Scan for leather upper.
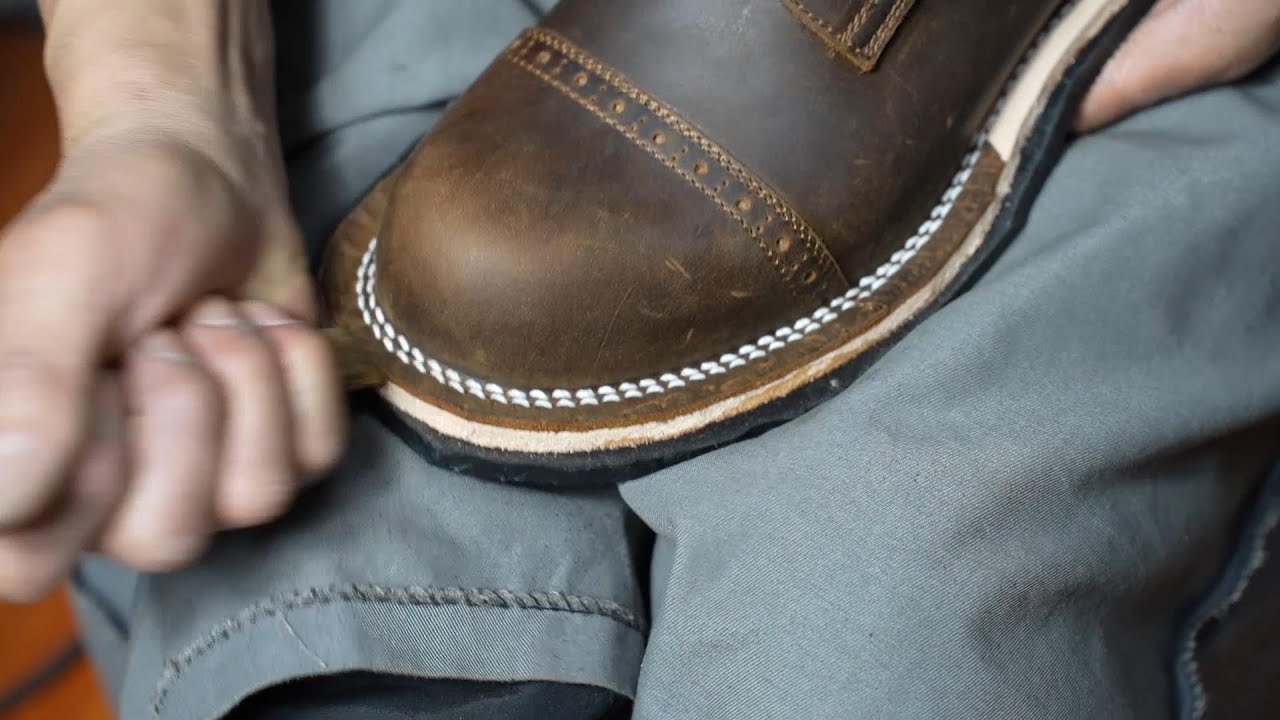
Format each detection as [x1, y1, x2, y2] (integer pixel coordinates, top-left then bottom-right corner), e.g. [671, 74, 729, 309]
[372, 0, 1062, 390]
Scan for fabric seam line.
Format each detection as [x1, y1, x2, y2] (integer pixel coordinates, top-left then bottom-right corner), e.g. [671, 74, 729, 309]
[151, 583, 646, 717]
[1177, 460, 1280, 720]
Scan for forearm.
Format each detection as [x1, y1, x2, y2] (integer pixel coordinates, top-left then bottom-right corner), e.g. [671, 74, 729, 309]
[37, 0, 277, 151]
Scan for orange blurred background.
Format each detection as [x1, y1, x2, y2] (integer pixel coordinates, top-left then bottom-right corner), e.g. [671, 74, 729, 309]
[0, 21, 114, 720]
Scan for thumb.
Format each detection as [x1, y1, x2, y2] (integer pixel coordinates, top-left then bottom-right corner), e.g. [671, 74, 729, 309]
[234, 207, 318, 324]
[1077, 0, 1280, 132]
[0, 205, 118, 527]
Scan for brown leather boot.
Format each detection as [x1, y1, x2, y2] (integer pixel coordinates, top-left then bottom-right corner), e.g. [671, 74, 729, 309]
[323, 0, 1153, 484]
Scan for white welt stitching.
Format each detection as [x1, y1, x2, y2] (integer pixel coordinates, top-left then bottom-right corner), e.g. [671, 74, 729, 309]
[355, 146, 976, 410]
[352, 4, 1067, 411]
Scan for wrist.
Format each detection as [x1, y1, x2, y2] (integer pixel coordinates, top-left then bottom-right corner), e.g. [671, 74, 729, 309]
[40, 0, 275, 151]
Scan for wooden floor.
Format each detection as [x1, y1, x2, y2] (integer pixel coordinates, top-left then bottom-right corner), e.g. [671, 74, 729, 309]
[0, 23, 114, 720]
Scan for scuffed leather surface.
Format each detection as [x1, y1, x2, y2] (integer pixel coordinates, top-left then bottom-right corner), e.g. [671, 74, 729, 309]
[371, 0, 1062, 389]
[379, 58, 804, 387]
[545, 0, 1059, 275]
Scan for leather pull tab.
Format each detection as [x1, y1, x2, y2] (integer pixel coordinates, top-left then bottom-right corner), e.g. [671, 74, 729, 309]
[782, 0, 917, 72]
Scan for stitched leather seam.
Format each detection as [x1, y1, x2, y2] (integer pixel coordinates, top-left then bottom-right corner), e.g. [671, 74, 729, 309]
[865, 0, 914, 62]
[510, 31, 841, 294]
[151, 584, 646, 716]
[505, 42, 798, 296]
[511, 29, 847, 296]
[842, 1, 879, 46]
[528, 30, 847, 290]
[785, 0, 916, 71]
[788, 0, 843, 37]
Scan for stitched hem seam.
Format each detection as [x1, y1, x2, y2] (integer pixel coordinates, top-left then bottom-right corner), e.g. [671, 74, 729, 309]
[1175, 460, 1280, 720]
[151, 583, 646, 716]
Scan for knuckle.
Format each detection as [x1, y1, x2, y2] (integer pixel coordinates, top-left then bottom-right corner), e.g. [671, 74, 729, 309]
[131, 340, 214, 397]
[1214, 55, 1260, 84]
[0, 579, 57, 604]
[302, 436, 346, 478]
[275, 329, 348, 474]
[98, 471, 214, 572]
[219, 475, 296, 529]
[194, 328, 276, 382]
[0, 357, 82, 425]
[222, 338, 277, 381]
[108, 530, 209, 573]
[7, 199, 113, 251]
[299, 422, 348, 478]
[146, 365, 220, 421]
[0, 546, 64, 603]
[2, 203, 122, 286]
[71, 450, 128, 519]
[274, 325, 332, 370]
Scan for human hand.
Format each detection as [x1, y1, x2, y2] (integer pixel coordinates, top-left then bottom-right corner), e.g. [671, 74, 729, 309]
[1078, 0, 1280, 131]
[0, 0, 347, 601]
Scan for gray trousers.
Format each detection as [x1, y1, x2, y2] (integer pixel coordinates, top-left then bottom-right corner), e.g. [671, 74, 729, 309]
[69, 1, 1280, 718]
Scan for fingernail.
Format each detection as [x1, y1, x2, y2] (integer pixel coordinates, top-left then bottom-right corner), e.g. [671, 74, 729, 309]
[241, 300, 304, 328]
[190, 296, 249, 330]
[139, 332, 196, 365]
